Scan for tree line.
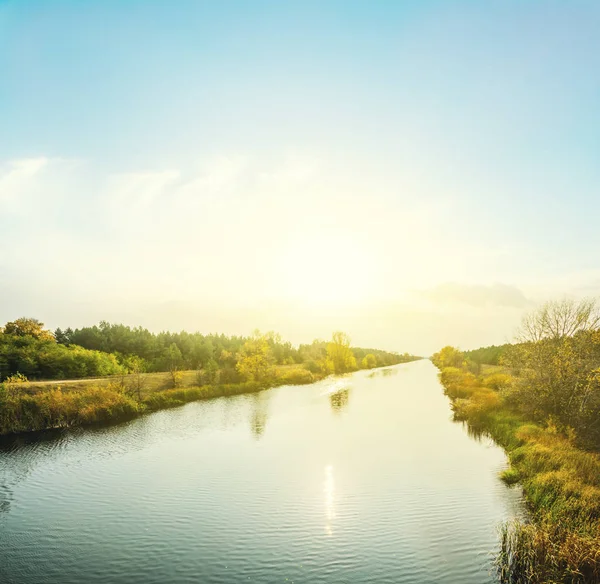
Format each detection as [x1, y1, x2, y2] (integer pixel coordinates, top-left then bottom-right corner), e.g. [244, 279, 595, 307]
[0, 318, 418, 383]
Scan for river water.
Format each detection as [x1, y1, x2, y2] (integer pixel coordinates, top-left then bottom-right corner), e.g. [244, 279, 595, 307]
[0, 359, 522, 583]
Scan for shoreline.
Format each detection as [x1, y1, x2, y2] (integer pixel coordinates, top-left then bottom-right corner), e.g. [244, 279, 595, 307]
[433, 360, 600, 583]
[0, 360, 421, 440]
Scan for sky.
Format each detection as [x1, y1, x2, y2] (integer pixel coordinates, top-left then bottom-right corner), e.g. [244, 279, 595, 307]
[1, 0, 600, 355]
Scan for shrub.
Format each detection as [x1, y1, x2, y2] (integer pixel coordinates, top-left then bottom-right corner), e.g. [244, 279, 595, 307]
[361, 354, 377, 369]
[0, 385, 140, 434]
[277, 367, 314, 385]
[439, 367, 478, 398]
[482, 373, 513, 391]
[452, 388, 501, 423]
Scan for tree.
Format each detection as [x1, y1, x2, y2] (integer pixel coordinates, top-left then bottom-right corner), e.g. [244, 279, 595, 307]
[518, 298, 600, 342]
[506, 298, 600, 447]
[164, 343, 183, 388]
[191, 339, 214, 369]
[4, 318, 55, 341]
[236, 332, 275, 382]
[326, 332, 357, 374]
[431, 346, 465, 369]
[124, 355, 146, 401]
[198, 358, 219, 385]
[361, 353, 377, 369]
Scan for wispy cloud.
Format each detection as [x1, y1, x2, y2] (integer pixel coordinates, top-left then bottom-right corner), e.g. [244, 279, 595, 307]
[104, 169, 181, 213]
[0, 157, 48, 204]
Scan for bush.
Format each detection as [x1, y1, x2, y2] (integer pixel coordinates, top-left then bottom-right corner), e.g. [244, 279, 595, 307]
[439, 367, 479, 399]
[277, 367, 314, 385]
[434, 334, 600, 583]
[0, 385, 140, 434]
[361, 354, 377, 369]
[482, 373, 513, 391]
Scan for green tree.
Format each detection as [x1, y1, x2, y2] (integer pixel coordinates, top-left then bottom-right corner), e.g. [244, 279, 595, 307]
[164, 343, 184, 388]
[327, 332, 357, 374]
[123, 355, 146, 400]
[199, 358, 219, 385]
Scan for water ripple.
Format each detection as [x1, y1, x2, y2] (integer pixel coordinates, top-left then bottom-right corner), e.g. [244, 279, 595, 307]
[0, 360, 522, 584]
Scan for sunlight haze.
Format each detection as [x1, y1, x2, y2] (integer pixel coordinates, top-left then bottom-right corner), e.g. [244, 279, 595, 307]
[2, 1, 600, 354]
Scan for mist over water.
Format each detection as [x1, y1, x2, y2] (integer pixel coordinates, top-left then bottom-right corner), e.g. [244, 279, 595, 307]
[0, 360, 522, 583]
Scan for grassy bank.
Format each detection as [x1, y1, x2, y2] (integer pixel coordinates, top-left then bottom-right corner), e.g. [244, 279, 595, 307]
[17, 365, 308, 395]
[0, 364, 319, 435]
[0, 361, 413, 437]
[1, 322, 420, 436]
[434, 361, 600, 583]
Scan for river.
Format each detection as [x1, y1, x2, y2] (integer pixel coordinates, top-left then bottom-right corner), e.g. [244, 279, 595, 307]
[0, 359, 522, 583]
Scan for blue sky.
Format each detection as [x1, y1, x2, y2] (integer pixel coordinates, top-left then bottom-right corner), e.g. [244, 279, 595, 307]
[1, 1, 600, 353]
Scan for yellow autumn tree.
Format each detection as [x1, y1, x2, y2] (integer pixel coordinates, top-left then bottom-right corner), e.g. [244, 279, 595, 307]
[236, 331, 275, 382]
[326, 331, 357, 374]
[431, 346, 465, 369]
[3, 318, 55, 341]
[361, 353, 377, 369]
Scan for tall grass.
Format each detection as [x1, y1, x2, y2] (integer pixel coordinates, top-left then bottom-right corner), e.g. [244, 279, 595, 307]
[0, 362, 347, 436]
[436, 365, 600, 583]
[0, 385, 141, 433]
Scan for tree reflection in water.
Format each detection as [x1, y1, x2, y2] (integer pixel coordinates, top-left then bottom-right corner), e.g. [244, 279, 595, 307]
[329, 388, 350, 414]
[248, 392, 270, 440]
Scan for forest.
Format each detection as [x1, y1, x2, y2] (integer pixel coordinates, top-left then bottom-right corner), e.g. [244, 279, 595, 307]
[0, 318, 416, 382]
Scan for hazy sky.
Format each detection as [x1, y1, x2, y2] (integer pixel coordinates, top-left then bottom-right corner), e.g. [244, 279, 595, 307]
[1, 1, 600, 355]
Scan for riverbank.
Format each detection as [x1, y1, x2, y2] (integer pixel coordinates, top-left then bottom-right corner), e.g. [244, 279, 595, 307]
[0, 358, 514, 584]
[0, 362, 419, 437]
[433, 360, 600, 583]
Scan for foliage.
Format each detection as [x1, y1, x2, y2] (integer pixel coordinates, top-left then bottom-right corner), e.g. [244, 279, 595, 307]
[58, 321, 298, 372]
[0, 327, 124, 381]
[464, 343, 512, 366]
[276, 366, 315, 385]
[0, 318, 420, 435]
[353, 347, 420, 367]
[452, 388, 502, 424]
[439, 367, 478, 398]
[0, 385, 140, 434]
[326, 331, 357, 374]
[197, 358, 219, 385]
[235, 331, 276, 382]
[504, 328, 600, 449]
[3, 318, 55, 341]
[437, 361, 600, 581]
[431, 345, 466, 369]
[3, 372, 29, 388]
[434, 302, 600, 583]
[361, 353, 377, 369]
[482, 373, 514, 391]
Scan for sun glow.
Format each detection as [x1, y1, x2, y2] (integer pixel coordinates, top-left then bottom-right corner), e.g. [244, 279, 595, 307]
[271, 233, 380, 308]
